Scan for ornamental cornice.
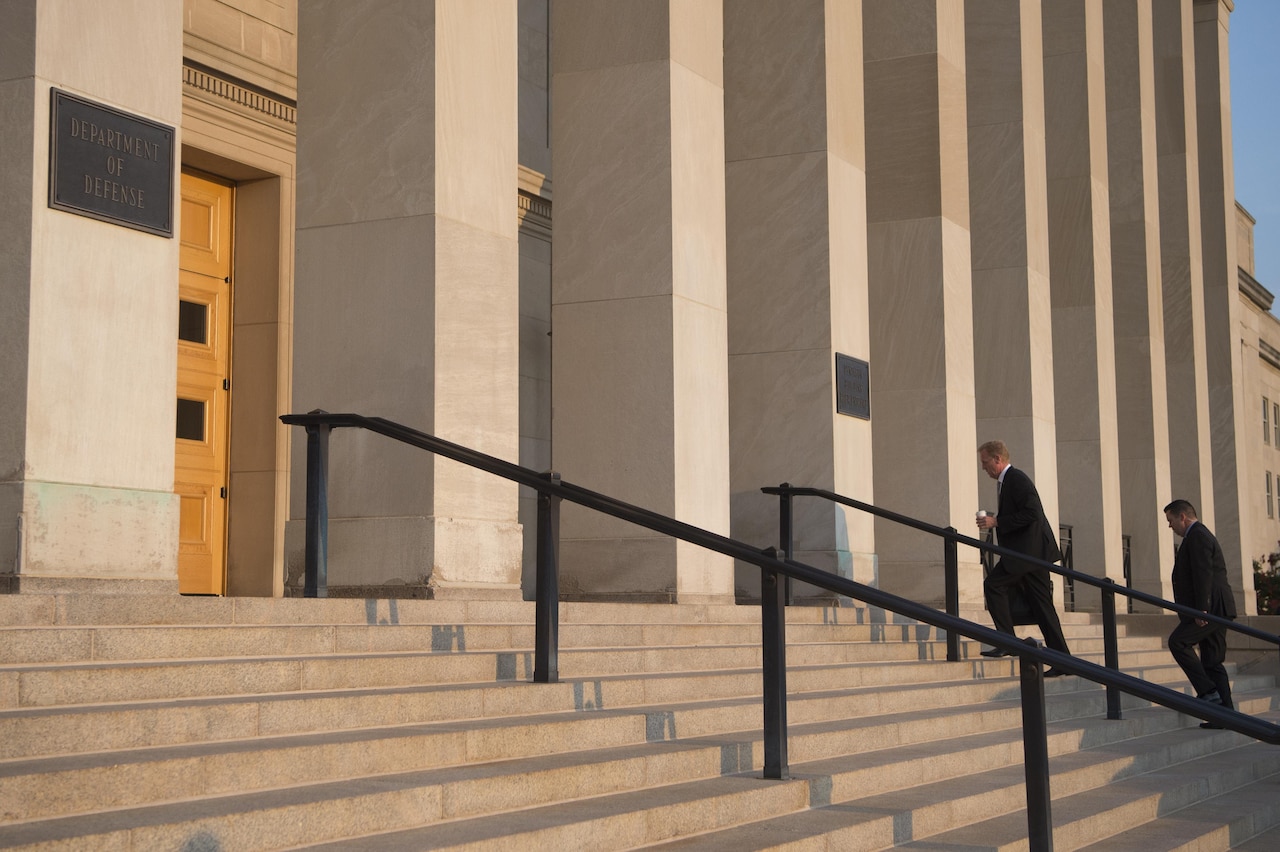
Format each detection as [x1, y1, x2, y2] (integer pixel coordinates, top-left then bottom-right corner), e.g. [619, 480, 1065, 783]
[182, 61, 296, 134]
[1240, 266, 1274, 312]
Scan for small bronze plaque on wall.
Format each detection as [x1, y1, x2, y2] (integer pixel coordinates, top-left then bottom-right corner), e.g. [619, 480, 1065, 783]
[836, 353, 870, 419]
[48, 89, 174, 237]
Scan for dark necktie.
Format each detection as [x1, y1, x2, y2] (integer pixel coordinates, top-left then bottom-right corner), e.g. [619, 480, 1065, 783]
[995, 481, 1002, 543]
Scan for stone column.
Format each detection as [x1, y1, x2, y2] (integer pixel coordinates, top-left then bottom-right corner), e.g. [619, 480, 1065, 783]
[965, 0, 1061, 589]
[1154, 0, 1215, 524]
[724, 0, 873, 603]
[516, 1, 552, 598]
[1044, 0, 1125, 608]
[293, 1, 522, 598]
[1194, 0, 1255, 612]
[864, 2, 980, 606]
[0, 1, 184, 592]
[550, 1, 733, 603]
[1104, 0, 1176, 604]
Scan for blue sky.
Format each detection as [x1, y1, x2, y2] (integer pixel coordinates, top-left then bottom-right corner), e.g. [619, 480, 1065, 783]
[1231, 0, 1280, 290]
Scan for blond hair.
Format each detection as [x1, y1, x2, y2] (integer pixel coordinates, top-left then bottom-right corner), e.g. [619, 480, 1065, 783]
[978, 440, 1010, 462]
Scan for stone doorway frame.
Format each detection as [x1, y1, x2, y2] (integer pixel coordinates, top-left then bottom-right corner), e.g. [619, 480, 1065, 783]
[180, 63, 296, 596]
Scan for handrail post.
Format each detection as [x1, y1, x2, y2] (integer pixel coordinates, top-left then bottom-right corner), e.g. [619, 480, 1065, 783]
[1019, 642, 1054, 852]
[1102, 578, 1122, 719]
[534, 472, 562, 684]
[302, 421, 331, 598]
[779, 483, 795, 605]
[944, 528, 960, 662]
[276, 424, 1280, 749]
[761, 549, 789, 779]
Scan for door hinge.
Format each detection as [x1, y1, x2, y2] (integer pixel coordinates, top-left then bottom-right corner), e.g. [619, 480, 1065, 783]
[223, 378, 230, 391]
[220, 487, 227, 499]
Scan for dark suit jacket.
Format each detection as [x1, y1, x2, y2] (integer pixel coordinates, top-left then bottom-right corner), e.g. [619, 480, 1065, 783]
[996, 466, 1062, 575]
[1171, 521, 1237, 623]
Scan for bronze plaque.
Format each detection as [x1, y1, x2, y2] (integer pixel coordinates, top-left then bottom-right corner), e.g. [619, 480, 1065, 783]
[48, 89, 174, 237]
[836, 353, 870, 420]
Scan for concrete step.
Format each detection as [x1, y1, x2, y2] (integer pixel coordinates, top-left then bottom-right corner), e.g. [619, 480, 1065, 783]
[0, 595, 1269, 850]
[886, 702, 1280, 849]
[0, 630, 1176, 714]
[1072, 764, 1280, 850]
[0, 621, 940, 666]
[0, 765, 816, 851]
[0, 594, 538, 628]
[0, 592, 1125, 639]
[1, 645, 1234, 763]
[1233, 818, 1280, 851]
[2, 658, 1269, 826]
[897, 727, 1280, 850]
[0, 594, 884, 628]
[783, 680, 1277, 765]
[0, 615, 1247, 728]
[24, 690, 1249, 849]
[0, 717, 750, 826]
[643, 696, 1280, 851]
[0, 614, 1155, 667]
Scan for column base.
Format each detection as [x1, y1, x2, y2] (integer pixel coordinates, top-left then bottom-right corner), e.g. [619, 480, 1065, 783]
[282, 580, 525, 602]
[0, 575, 179, 596]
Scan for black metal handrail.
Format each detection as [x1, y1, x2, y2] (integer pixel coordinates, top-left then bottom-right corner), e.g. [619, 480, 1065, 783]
[283, 412, 1280, 852]
[763, 484, 1280, 663]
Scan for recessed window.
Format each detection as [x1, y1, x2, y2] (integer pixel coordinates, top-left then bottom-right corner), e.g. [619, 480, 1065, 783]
[176, 398, 205, 441]
[1268, 472, 1273, 519]
[178, 300, 208, 345]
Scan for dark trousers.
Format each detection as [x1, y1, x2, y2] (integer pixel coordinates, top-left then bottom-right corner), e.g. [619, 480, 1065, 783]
[984, 561, 1071, 655]
[1168, 618, 1232, 708]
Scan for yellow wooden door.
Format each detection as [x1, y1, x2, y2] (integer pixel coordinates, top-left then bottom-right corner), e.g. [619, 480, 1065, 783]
[176, 172, 233, 595]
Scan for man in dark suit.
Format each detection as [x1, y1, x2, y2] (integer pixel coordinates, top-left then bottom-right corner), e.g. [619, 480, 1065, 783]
[975, 441, 1071, 675]
[1164, 499, 1237, 724]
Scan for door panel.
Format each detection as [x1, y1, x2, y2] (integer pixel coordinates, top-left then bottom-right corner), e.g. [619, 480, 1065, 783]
[180, 178, 231, 277]
[176, 172, 232, 595]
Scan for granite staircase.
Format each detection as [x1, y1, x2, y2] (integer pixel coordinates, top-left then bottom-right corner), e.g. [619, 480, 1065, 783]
[0, 593, 1278, 850]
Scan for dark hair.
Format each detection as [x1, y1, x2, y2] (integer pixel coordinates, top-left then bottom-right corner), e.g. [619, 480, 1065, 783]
[1163, 499, 1197, 518]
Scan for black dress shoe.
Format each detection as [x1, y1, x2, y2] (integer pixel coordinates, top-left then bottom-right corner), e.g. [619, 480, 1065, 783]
[1043, 668, 1068, 678]
[1198, 690, 1223, 705]
[980, 648, 1009, 658]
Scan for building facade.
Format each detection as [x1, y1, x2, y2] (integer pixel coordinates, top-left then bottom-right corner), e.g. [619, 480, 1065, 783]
[0, 0, 1264, 614]
[1236, 203, 1280, 582]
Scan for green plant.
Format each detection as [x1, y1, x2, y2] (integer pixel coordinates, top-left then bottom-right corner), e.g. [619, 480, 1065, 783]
[1254, 544, 1280, 614]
